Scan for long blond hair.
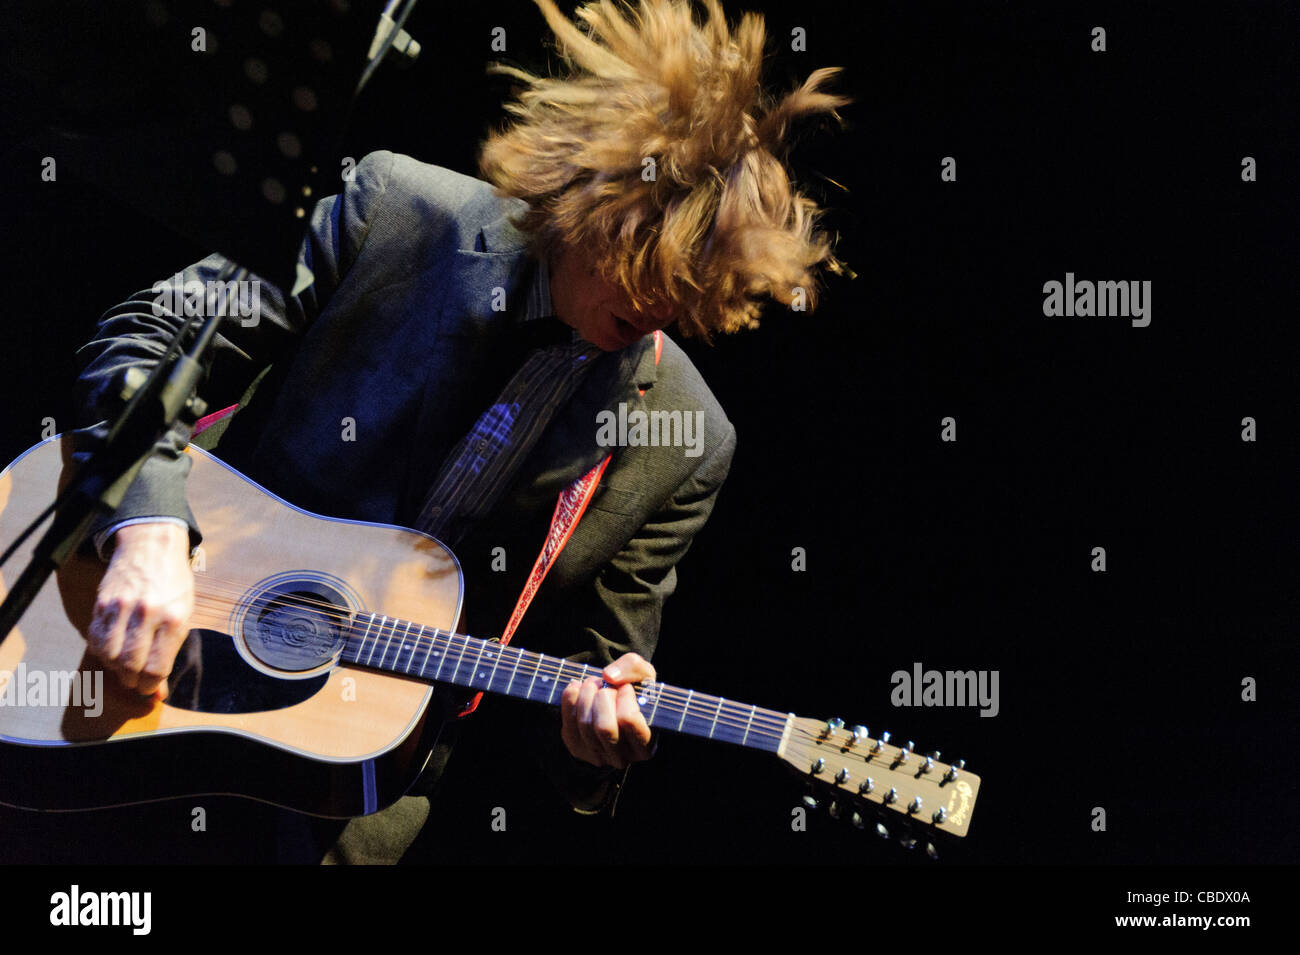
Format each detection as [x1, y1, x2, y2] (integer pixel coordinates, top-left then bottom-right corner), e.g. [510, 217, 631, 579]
[478, 0, 851, 339]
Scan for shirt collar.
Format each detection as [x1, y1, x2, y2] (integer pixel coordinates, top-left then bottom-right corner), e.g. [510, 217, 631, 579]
[520, 250, 583, 345]
[523, 249, 552, 323]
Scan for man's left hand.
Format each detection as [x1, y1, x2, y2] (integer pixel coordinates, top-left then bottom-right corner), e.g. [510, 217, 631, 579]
[560, 652, 656, 769]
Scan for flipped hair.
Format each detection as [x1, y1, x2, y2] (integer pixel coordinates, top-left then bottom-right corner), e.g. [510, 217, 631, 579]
[478, 0, 851, 339]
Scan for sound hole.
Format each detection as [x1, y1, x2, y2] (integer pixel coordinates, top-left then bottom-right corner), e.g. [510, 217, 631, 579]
[166, 630, 328, 714]
[241, 582, 351, 674]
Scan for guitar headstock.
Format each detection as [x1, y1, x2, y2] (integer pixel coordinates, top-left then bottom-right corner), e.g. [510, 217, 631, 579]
[778, 716, 981, 845]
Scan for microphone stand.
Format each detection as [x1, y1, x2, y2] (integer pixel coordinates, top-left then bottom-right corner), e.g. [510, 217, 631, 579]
[0, 262, 246, 641]
[0, 0, 423, 643]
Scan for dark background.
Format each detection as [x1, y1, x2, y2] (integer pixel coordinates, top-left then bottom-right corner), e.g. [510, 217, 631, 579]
[0, 0, 1296, 868]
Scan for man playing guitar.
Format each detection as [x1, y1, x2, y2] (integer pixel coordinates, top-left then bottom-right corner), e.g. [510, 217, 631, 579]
[70, 0, 849, 861]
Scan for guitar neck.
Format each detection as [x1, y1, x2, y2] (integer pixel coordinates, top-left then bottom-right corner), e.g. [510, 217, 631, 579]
[340, 613, 792, 754]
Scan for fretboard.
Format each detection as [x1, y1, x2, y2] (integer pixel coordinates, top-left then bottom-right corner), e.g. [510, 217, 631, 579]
[339, 613, 791, 754]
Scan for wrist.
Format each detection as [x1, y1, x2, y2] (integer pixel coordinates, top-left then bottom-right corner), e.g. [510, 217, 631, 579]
[109, 520, 190, 557]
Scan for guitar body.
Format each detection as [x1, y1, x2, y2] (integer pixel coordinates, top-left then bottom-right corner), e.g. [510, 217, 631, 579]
[0, 436, 464, 818]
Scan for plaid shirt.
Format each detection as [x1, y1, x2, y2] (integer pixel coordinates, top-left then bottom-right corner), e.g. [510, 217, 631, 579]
[413, 255, 601, 547]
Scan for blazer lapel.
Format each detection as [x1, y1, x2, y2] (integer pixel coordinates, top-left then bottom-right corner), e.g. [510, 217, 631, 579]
[414, 201, 661, 514]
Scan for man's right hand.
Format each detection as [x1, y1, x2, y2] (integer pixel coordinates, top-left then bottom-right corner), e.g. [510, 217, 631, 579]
[88, 522, 195, 699]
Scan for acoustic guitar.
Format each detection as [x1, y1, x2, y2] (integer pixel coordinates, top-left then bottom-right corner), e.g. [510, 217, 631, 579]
[0, 436, 981, 846]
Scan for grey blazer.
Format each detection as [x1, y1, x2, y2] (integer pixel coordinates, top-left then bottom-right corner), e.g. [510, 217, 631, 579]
[72, 150, 736, 804]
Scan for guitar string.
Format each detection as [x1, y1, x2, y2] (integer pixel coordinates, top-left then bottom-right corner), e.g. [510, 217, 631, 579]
[173, 584, 793, 737]
[146, 583, 932, 758]
[178, 591, 812, 744]
[176, 575, 799, 732]
[191, 616, 798, 746]
[82, 577, 955, 784]
[163, 578, 901, 750]
[175, 580, 911, 752]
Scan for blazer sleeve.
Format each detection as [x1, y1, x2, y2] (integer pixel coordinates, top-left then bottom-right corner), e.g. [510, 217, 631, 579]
[583, 419, 737, 666]
[69, 150, 399, 556]
[527, 418, 738, 813]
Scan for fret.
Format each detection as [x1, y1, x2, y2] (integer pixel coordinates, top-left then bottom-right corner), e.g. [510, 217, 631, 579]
[661, 689, 746, 745]
[366, 615, 387, 667]
[400, 621, 417, 673]
[382, 619, 398, 671]
[740, 704, 755, 747]
[354, 613, 378, 664]
[526, 652, 544, 702]
[385, 619, 407, 673]
[448, 631, 471, 687]
[546, 655, 560, 704]
[644, 681, 662, 728]
[710, 701, 752, 747]
[390, 619, 407, 671]
[416, 625, 433, 678]
[432, 629, 448, 681]
[393, 619, 412, 671]
[568, 662, 594, 697]
[503, 644, 522, 696]
[385, 617, 402, 670]
[375, 617, 398, 671]
[470, 639, 491, 688]
[557, 659, 584, 695]
[563, 660, 582, 693]
[485, 640, 505, 691]
[748, 708, 789, 754]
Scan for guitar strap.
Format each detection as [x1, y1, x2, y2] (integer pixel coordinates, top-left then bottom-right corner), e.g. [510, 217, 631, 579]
[192, 329, 667, 718]
[192, 403, 240, 436]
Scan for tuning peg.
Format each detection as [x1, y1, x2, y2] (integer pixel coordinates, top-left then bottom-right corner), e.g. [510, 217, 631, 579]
[810, 757, 825, 774]
[907, 796, 922, 814]
[822, 717, 844, 738]
[850, 725, 867, 744]
[801, 794, 818, 810]
[884, 787, 898, 805]
[828, 801, 841, 820]
[851, 812, 865, 830]
[899, 835, 918, 850]
[834, 768, 850, 784]
[943, 759, 965, 782]
[858, 777, 875, 795]
[875, 822, 889, 839]
[932, 807, 947, 824]
[925, 842, 940, 861]
[922, 756, 935, 774]
[872, 731, 890, 753]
